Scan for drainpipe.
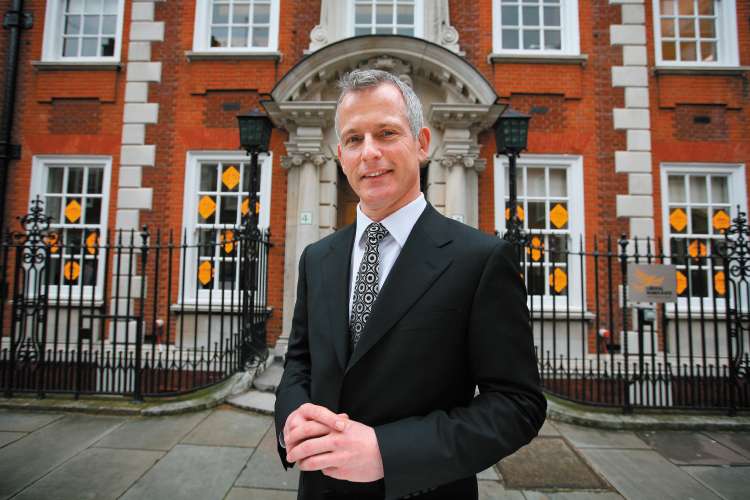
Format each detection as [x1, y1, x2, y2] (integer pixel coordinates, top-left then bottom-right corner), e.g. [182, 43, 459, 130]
[0, 0, 32, 235]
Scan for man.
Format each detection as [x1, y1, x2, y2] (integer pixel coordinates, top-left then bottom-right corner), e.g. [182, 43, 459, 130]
[275, 69, 546, 500]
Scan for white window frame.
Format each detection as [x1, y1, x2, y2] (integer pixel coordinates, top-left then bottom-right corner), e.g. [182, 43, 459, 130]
[660, 162, 747, 314]
[29, 155, 113, 301]
[180, 151, 272, 305]
[494, 154, 585, 310]
[41, 0, 125, 63]
[192, 0, 281, 53]
[492, 0, 580, 55]
[652, 0, 739, 67]
[347, 0, 424, 38]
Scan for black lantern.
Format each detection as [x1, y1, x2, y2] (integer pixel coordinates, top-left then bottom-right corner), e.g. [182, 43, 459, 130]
[237, 108, 273, 154]
[494, 107, 531, 247]
[494, 107, 530, 155]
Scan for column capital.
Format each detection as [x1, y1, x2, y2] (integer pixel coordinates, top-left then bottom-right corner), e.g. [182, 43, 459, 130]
[439, 154, 486, 172]
[281, 152, 329, 170]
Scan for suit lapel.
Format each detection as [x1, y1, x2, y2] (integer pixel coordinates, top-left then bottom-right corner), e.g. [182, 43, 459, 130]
[346, 205, 453, 373]
[322, 224, 355, 372]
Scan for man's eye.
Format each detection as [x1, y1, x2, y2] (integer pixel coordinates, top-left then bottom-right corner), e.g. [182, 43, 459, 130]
[382, 130, 395, 137]
[345, 136, 362, 145]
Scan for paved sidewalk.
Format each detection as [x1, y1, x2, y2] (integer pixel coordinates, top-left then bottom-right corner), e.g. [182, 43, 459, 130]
[0, 405, 747, 499]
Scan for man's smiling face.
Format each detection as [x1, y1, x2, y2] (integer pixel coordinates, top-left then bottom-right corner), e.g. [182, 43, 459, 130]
[336, 83, 430, 222]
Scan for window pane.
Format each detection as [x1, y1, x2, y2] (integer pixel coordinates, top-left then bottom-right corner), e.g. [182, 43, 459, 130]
[231, 27, 248, 47]
[668, 175, 685, 202]
[690, 269, 708, 297]
[376, 4, 392, 24]
[374, 26, 391, 34]
[549, 169, 566, 196]
[101, 37, 115, 56]
[396, 4, 413, 24]
[101, 15, 116, 35]
[63, 38, 79, 57]
[67, 0, 84, 14]
[660, 0, 676, 15]
[544, 30, 561, 50]
[671, 238, 687, 265]
[254, 3, 271, 24]
[502, 29, 519, 49]
[669, 208, 688, 234]
[218, 261, 237, 288]
[548, 235, 567, 263]
[699, 18, 715, 38]
[211, 27, 228, 47]
[213, 3, 230, 23]
[87, 168, 103, 193]
[233, 4, 250, 24]
[700, 42, 716, 62]
[82, 259, 97, 286]
[522, 6, 539, 26]
[661, 18, 675, 37]
[84, 0, 100, 14]
[103, 0, 117, 14]
[528, 266, 545, 295]
[527, 168, 545, 196]
[65, 15, 82, 35]
[528, 201, 546, 229]
[691, 207, 708, 233]
[697, 0, 714, 15]
[662, 41, 676, 60]
[83, 15, 99, 35]
[199, 229, 217, 256]
[252, 27, 269, 46]
[711, 176, 728, 203]
[395, 27, 413, 35]
[680, 41, 697, 61]
[678, 18, 695, 37]
[355, 4, 371, 24]
[85, 198, 102, 225]
[45, 197, 62, 224]
[689, 176, 707, 203]
[523, 29, 540, 49]
[220, 196, 238, 224]
[543, 6, 560, 26]
[501, 5, 518, 25]
[81, 37, 98, 56]
[201, 164, 217, 191]
[48, 168, 65, 193]
[354, 26, 371, 36]
[678, 0, 695, 15]
[68, 168, 84, 193]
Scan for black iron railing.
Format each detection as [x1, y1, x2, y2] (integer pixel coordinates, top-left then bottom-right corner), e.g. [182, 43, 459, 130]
[507, 209, 750, 415]
[1, 198, 272, 400]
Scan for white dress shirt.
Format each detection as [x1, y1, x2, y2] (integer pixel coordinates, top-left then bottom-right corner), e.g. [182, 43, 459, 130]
[348, 193, 427, 318]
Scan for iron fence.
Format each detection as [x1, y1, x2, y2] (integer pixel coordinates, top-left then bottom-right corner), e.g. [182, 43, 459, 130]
[510, 209, 750, 415]
[1, 198, 272, 400]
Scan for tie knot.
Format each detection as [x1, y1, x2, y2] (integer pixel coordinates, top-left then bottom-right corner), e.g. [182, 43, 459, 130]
[365, 222, 389, 245]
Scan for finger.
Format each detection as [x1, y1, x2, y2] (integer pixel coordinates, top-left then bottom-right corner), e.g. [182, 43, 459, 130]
[322, 467, 347, 480]
[298, 404, 347, 431]
[298, 452, 346, 472]
[286, 434, 336, 463]
[285, 420, 335, 450]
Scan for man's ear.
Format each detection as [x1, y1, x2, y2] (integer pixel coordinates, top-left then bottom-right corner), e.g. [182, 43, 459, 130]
[417, 127, 431, 163]
[337, 143, 343, 164]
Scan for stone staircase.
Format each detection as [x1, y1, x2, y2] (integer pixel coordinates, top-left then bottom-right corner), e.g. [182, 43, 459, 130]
[227, 358, 284, 415]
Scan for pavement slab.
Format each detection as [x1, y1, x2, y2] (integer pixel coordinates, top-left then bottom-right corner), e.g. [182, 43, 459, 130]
[181, 407, 271, 448]
[0, 410, 62, 432]
[0, 414, 124, 500]
[0, 431, 25, 448]
[226, 487, 297, 500]
[13, 447, 163, 500]
[555, 422, 650, 449]
[94, 410, 209, 451]
[579, 448, 721, 500]
[499, 437, 608, 490]
[704, 432, 750, 460]
[478, 465, 501, 480]
[120, 444, 252, 500]
[682, 465, 750, 500]
[637, 430, 750, 466]
[228, 390, 275, 415]
[523, 491, 624, 500]
[478, 480, 525, 500]
[234, 426, 300, 490]
[538, 420, 561, 437]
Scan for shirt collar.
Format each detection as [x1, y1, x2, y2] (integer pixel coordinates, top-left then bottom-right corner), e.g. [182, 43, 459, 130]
[354, 193, 427, 249]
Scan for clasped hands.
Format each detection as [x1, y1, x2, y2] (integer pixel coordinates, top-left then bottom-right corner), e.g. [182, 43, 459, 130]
[284, 403, 384, 482]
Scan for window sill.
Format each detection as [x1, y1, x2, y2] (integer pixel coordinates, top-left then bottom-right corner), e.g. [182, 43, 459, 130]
[32, 60, 122, 71]
[488, 53, 588, 66]
[529, 308, 595, 320]
[170, 302, 273, 314]
[653, 65, 750, 76]
[185, 50, 282, 62]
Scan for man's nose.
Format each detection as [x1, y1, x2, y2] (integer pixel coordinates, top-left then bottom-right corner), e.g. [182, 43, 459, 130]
[360, 134, 382, 161]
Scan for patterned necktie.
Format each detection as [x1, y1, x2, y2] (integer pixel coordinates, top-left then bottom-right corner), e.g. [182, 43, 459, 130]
[349, 222, 389, 349]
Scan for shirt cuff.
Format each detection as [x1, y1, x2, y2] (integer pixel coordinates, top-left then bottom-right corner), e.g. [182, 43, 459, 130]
[278, 431, 286, 449]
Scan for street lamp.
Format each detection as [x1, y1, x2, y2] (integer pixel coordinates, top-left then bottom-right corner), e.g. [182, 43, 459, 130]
[494, 107, 531, 245]
[236, 105, 273, 367]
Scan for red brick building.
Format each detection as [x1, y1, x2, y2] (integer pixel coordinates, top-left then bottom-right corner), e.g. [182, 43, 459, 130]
[1, 0, 748, 364]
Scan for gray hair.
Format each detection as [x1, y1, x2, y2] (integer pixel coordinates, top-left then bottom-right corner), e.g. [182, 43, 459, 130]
[334, 69, 424, 140]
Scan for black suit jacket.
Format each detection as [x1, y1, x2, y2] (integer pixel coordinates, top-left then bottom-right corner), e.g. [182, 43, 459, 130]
[275, 204, 546, 500]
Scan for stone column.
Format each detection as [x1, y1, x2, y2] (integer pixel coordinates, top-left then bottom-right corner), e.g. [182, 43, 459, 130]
[442, 154, 484, 227]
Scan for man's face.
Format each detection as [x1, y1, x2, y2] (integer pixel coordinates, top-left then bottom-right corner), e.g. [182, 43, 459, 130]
[336, 83, 430, 221]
